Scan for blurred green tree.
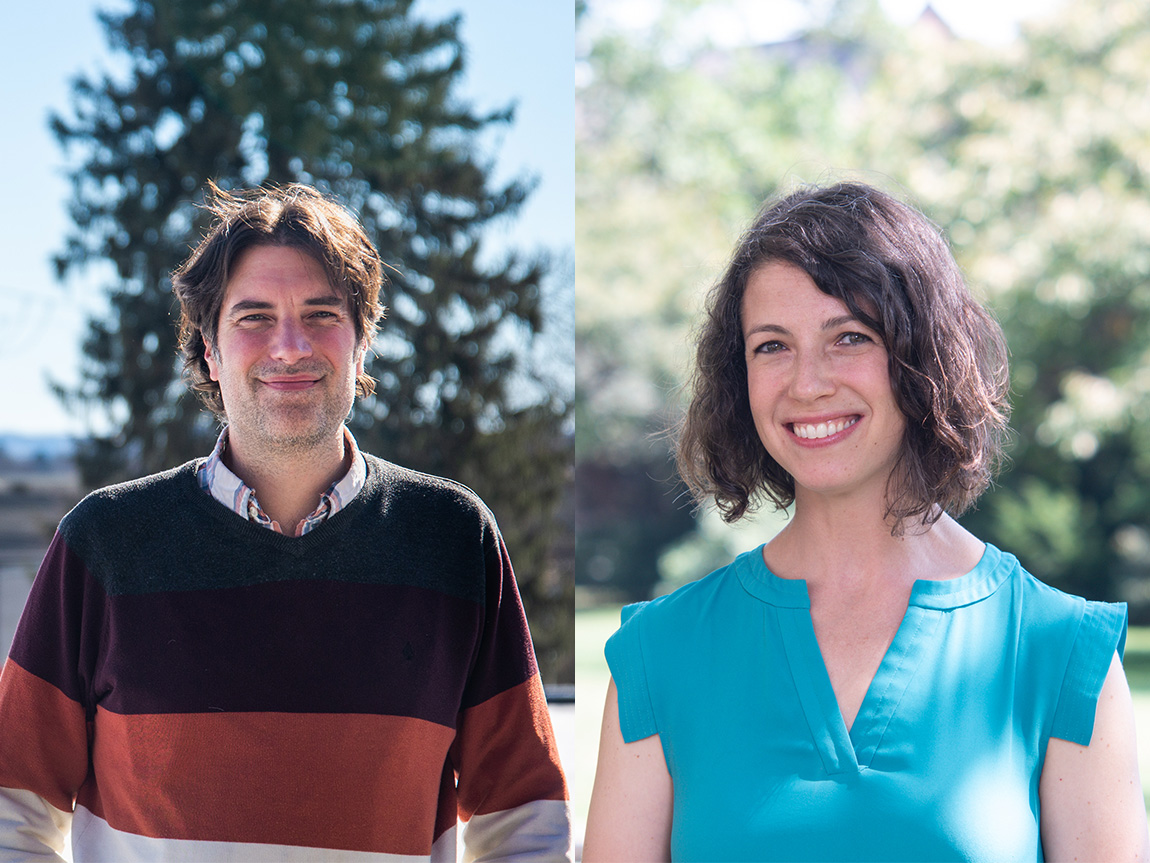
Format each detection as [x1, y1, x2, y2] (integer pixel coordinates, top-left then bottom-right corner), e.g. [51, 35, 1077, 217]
[862, 0, 1150, 611]
[52, 0, 573, 679]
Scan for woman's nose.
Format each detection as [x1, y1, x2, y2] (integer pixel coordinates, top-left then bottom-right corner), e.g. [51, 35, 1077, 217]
[789, 351, 835, 400]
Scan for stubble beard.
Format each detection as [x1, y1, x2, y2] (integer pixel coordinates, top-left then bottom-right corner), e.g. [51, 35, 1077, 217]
[224, 364, 356, 459]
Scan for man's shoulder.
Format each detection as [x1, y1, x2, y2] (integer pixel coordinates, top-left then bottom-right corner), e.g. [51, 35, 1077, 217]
[61, 461, 201, 535]
[362, 453, 496, 526]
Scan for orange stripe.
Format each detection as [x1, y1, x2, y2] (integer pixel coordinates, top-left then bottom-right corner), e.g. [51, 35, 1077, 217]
[453, 675, 568, 818]
[85, 709, 456, 854]
[0, 658, 89, 812]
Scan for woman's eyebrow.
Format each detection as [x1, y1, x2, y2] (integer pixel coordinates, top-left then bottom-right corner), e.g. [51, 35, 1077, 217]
[744, 323, 790, 338]
[744, 315, 863, 339]
[821, 314, 862, 331]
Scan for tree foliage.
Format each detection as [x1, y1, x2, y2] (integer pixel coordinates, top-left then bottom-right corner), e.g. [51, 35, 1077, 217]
[54, 0, 573, 678]
[861, 0, 1150, 608]
[578, 0, 1150, 612]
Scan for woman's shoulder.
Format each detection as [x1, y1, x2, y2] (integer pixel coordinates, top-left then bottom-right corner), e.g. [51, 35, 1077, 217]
[619, 546, 764, 630]
[997, 547, 1127, 649]
[605, 549, 767, 743]
[988, 546, 1129, 745]
[607, 548, 777, 684]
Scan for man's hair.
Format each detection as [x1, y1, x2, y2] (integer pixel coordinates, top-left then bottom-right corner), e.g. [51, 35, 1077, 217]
[676, 181, 1011, 532]
[172, 182, 386, 417]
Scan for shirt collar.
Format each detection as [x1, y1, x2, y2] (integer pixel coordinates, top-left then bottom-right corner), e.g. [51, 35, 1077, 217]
[196, 426, 366, 536]
[734, 542, 1012, 611]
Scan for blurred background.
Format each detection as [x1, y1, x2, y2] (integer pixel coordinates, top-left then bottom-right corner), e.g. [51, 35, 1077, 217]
[574, 0, 1150, 847]
[0, 0, 574, 723]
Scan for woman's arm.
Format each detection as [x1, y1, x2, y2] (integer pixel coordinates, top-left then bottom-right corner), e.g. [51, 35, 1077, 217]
[582, 678, 673, 862]
[1039, 653, 1150, 861]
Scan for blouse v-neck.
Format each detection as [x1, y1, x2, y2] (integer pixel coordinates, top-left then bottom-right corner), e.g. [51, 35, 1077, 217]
[735, 543, 1011, 776]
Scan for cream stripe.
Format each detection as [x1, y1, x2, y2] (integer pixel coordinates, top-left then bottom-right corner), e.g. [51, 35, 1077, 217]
[461, 799, 572, 863]
[71, 806, 454, 862]
[0, 786, 71, 862]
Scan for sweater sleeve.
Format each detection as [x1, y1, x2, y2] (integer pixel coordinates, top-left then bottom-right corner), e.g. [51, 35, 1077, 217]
[451, 525, 571, 862]
[0, 531, 97, 861]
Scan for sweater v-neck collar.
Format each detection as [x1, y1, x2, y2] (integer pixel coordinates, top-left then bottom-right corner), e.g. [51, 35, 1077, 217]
[186, 457, 382, 557]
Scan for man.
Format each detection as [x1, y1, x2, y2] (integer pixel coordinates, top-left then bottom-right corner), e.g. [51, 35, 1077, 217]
[0, 184, 571, 861]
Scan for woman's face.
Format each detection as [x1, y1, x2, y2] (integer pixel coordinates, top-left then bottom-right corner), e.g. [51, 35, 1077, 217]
[741, 260, 906, 505]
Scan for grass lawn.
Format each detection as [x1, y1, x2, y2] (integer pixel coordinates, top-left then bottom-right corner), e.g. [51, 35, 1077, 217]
[573, 605, 619, 845]
[573, 610, 1150, 845]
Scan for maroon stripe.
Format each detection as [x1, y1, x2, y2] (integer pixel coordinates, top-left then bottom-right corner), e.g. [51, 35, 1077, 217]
[12, 531, 539, 725]
[460, 539, 540, 708]
[96, 579, 487, 724]
[7, 533, 105, 710]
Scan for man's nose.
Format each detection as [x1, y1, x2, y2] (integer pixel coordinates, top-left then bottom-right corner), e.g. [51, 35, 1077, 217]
[269, 319, 314, 364]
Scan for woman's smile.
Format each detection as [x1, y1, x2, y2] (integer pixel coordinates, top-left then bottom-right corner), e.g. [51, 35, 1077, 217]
[788, 415, 860, 442]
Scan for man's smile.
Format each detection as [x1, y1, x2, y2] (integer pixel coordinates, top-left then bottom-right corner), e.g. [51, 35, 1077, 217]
[260, 376, 322, 391]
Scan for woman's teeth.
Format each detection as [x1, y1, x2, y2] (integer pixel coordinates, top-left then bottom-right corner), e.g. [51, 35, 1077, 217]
[792, 417, 858, 440]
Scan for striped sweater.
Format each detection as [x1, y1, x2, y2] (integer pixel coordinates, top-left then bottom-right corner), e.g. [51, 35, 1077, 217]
[0, 456, 570, 861]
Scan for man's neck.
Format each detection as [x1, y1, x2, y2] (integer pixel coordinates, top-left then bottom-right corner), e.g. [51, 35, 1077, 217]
[223, 428, 351, 535]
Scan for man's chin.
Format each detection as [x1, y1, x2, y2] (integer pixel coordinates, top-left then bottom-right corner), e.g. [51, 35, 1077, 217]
[231, 413, 344, 452]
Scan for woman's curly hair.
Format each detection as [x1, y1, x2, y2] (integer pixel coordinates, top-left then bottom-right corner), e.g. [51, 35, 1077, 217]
[676, 182, 1011, 533]
[172, 182, 386, 418]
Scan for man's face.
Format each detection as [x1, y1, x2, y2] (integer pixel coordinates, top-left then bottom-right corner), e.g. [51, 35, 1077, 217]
[205, 244, 364, 458]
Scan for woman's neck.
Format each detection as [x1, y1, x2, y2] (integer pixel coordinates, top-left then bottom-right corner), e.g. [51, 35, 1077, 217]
[764, 494, 984, 596]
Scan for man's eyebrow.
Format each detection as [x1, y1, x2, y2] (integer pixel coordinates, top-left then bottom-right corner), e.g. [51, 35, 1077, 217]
[225, 295, 346, 315]
[225, 299, 273, 315]
[304, 295, 346, 307]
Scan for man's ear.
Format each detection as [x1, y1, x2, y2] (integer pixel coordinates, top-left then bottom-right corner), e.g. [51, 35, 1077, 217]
[355, 340, 367, 377]
[204, 340, 220, 382]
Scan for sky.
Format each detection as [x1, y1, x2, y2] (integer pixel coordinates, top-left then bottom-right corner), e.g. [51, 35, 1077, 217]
[0, 0, 1056, 439]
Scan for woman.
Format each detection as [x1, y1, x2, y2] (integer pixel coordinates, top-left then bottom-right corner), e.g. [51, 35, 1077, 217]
[582, 182, 1148, 861]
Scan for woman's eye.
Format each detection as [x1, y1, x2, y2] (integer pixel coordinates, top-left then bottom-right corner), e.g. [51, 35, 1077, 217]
[839, 331, 872, 346]
[753, 340, 786, 354]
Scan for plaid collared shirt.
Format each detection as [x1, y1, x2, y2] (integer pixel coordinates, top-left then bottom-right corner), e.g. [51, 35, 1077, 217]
[196, 426, 367, 537]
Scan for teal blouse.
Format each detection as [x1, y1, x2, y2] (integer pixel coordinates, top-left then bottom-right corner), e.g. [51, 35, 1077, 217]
[605, 543, 1126, 862]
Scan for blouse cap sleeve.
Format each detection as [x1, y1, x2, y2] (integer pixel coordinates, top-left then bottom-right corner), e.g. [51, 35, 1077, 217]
[604, 602, 659, 744]
[1048, 599, 1127, 746]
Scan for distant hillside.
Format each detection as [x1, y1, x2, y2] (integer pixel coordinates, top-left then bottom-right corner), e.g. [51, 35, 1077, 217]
[0, 434, 77, 463]
[0, 434, 81, 573]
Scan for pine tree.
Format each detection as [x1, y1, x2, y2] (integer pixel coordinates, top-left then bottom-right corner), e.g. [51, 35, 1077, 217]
[52, 0, 572, 679]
